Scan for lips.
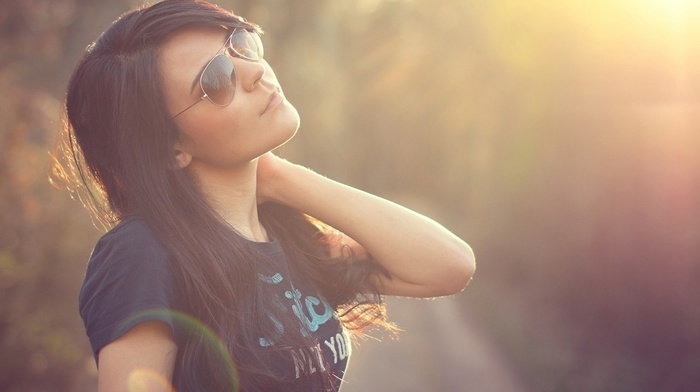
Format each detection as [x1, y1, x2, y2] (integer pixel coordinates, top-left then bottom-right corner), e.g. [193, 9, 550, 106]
[262, 90, 283, 115]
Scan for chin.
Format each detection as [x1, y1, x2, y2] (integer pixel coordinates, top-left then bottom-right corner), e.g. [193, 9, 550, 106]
[278, 122, 299, 148]
[280, 103, 301, 139]
[264, 111, 299, 153]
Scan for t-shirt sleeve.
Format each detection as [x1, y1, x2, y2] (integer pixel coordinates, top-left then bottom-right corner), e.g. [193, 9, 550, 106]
[78, 219, 177, 362]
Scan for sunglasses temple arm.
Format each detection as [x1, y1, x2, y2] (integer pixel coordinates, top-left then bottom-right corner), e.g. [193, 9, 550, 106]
[171, 94, 207, 119]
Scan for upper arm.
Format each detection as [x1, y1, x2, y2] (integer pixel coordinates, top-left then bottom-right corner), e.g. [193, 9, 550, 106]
[327, 234, 424, 296]
[330, 232, 474, 298]
[97, 321, 178, 392]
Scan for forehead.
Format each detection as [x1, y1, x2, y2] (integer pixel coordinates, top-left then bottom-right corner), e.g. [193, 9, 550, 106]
[159, 27, 229, 95]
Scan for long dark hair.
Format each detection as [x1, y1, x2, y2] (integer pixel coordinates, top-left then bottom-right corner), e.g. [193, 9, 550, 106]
[52, 0, 392, 390]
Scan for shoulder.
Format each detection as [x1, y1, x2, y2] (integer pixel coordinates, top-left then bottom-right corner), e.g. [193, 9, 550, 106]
[80, 217, 178, 358]
[85, 216, 173, 279]
[82, 215, 175, 292]
[92, 216, 167, 260]
[80, 216, 177, 314]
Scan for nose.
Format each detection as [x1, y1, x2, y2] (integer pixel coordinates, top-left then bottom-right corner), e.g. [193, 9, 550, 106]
[236, 58, 265, 92]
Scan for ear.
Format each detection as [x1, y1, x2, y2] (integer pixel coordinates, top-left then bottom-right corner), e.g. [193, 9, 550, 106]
[173, 146, 192, 169]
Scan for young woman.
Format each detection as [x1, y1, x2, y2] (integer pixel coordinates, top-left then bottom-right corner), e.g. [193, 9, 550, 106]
[56, 0, 475, 390]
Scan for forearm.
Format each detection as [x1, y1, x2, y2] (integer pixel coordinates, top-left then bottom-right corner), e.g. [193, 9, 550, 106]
[265, 161, 475, 297]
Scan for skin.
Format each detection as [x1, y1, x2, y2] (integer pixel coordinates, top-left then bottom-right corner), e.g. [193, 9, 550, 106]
[97, 27, 475, 391]
[164, 27, 301, 240]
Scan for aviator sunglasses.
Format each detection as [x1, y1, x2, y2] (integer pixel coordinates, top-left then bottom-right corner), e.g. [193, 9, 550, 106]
[171, 28, 264, 119]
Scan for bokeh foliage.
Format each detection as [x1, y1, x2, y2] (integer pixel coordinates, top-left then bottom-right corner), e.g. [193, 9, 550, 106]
[1, 0, 699, 390]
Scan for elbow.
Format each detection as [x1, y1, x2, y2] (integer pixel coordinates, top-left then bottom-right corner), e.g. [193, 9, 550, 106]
[438, 241, 476, 296]
[379, 240, 476, 298]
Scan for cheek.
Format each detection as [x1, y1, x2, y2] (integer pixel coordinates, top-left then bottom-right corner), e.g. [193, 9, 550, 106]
[160, 65, 195, 118]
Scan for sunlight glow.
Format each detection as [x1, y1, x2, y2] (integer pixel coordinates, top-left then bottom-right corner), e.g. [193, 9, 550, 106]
[633, 0, 699, 103]
[128, 369, 174, 392]
[630, 0, 700, 34]
[120, 310, 240, 391]
[640, 0, 698, 16]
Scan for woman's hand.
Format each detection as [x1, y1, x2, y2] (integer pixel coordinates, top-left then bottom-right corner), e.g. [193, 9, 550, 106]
[255, 151, 289, 205]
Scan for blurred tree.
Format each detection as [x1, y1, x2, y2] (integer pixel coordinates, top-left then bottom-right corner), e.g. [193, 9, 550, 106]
[0, 1, 132, 390]
[1, 0, 699, 390]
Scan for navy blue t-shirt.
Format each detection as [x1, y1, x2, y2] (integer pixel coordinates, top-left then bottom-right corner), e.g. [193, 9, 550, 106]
[79, 217, 350, 391]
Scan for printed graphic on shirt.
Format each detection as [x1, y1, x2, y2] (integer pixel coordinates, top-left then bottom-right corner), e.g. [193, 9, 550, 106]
[287, 329, 351, 379]
[258, 271, 349, 379]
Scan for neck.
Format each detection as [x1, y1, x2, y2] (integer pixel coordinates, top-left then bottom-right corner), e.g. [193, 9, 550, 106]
[187, 159, 269, 242]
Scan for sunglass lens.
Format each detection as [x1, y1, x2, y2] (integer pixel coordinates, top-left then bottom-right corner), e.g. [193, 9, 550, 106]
[229, 30, 263, 60]
[201, 55, 235, 106]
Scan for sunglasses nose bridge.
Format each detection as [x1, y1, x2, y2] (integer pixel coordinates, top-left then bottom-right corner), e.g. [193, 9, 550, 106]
[179, 31, 264, 114]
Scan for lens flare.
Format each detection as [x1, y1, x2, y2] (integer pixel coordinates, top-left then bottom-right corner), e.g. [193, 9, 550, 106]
[120, 309, 240, 392]
[128, 368, 174, 392]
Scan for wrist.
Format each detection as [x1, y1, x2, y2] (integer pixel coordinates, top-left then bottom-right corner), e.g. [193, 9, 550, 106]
[260, 158, 312, 207]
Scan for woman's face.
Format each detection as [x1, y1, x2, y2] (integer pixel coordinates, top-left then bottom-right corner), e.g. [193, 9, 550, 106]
[160, 27, 300, 171]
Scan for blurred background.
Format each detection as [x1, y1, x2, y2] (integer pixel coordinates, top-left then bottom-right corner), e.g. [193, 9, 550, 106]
[1, 0, 699, 391]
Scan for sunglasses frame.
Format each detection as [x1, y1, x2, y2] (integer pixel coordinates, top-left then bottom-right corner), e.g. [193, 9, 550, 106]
[171, 28, 264, 119]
